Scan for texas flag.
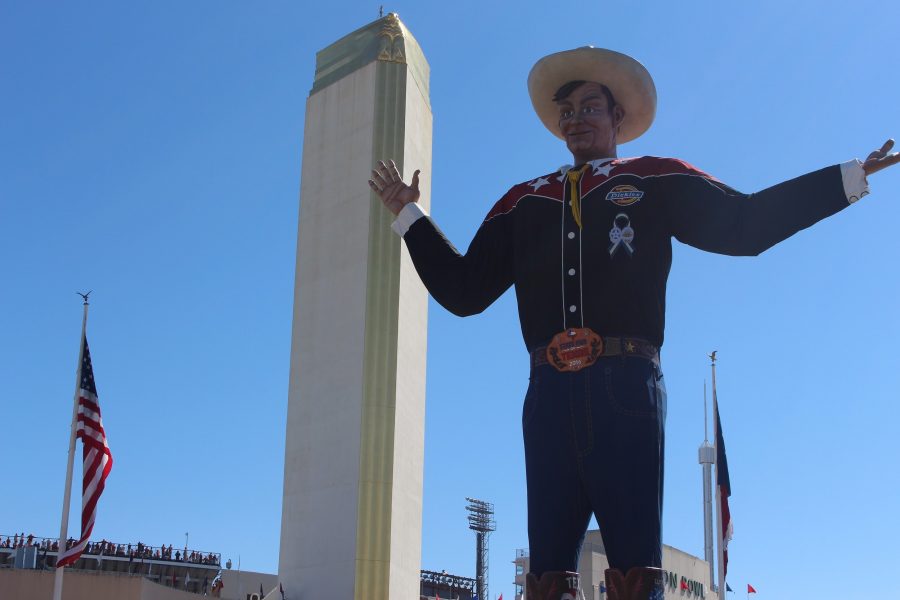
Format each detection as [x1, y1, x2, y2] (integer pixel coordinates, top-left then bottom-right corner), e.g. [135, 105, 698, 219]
[715, 401, 733, 577]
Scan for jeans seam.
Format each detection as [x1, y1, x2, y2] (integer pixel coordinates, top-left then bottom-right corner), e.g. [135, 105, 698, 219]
[570, 371, 593, 458]
[522, 370, 541, 429]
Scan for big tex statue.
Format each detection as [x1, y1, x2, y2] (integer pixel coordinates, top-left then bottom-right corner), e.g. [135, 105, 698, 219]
[368, 47, 899, 600]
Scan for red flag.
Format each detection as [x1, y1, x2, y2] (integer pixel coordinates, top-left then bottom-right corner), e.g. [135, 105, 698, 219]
[748, 584, 757, 594]
[680, 579, 688, 591]
[498, 595, 503, 600]
[56, 335, 113, 568]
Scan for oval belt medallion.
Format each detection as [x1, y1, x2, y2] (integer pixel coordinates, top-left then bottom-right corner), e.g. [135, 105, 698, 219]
[546, 328, 603, 372]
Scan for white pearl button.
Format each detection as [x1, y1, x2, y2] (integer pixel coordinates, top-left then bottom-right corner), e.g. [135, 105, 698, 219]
[569, 305, 577, 313]
[567, 232, 575, 239]
[568, 268, 576, 276]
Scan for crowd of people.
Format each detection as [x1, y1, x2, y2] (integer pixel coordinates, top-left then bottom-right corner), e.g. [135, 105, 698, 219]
[1, 533, 219, 566]
[1, 533, 45, 550]
[122, 542, 220, 565]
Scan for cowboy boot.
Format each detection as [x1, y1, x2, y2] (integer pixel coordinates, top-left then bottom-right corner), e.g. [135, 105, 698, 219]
[604, 567, 665, 600]
[525, 570, 580, 600]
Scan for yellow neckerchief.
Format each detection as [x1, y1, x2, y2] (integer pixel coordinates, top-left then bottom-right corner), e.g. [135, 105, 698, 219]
[566, 165, 589, 229]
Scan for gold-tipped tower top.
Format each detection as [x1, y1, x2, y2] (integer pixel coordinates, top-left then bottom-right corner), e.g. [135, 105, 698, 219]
[310, 13, 430, 100]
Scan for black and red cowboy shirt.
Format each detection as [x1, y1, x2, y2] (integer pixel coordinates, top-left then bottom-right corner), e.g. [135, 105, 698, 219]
[391, 156, 868, 351]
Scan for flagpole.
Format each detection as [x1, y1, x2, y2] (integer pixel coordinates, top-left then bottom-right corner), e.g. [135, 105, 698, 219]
[53, 292, 91, 600]
[711, 351, 725, 599]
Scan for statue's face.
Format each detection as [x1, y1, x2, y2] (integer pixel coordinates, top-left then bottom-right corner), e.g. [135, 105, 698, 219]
[556, 81, 624, 162]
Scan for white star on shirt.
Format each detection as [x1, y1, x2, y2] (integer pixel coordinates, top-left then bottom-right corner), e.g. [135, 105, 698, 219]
[589, 158, 615, 177]
[529, 177, 550, 191]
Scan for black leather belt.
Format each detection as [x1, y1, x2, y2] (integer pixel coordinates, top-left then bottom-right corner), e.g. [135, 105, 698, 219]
[531, 335, 659, 370]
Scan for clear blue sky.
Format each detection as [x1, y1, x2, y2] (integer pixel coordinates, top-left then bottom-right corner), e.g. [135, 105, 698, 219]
[2, 2, 898, 599]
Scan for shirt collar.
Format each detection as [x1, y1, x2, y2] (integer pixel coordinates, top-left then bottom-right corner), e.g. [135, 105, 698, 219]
[558, 157, 616, 178]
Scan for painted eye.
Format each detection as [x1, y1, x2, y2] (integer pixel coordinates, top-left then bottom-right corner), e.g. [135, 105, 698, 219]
[560, 110, 573, 120]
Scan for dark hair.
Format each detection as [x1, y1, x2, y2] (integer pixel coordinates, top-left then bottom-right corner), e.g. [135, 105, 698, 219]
[553, 80, 617, 115]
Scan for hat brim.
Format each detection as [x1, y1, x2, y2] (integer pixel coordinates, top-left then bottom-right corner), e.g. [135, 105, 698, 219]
[528, 47, 657, 144]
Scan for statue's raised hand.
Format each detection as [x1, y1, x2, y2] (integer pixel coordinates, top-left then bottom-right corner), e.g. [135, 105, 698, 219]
[368, 160, 420, 216]
[863, 139, 900, 176]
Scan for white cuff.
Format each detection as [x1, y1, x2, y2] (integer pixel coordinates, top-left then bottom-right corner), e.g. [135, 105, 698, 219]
[390, 202, 428, 236]
[840, 159, 869, 204]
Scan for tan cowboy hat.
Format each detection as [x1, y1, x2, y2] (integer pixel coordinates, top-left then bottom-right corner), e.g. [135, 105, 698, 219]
[528, 46, 657, 144]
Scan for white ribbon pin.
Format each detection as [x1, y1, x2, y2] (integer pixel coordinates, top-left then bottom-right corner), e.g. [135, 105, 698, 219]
[608, 213, 635, 256]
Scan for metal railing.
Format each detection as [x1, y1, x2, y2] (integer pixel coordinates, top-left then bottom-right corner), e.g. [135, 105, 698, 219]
[0, 534, 220, 567]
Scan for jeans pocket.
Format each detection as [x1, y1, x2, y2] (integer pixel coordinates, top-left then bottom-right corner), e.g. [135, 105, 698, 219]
[652, 364, 667, 424]
[603, 359, 661, 419]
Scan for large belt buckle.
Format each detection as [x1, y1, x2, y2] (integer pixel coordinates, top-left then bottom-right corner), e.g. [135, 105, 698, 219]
[546, 328, 603, 372]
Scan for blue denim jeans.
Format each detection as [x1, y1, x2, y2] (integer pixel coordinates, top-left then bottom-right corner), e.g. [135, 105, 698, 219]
[522, 355, 667, 575]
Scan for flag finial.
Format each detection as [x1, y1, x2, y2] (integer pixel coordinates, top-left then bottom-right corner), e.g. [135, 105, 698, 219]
[708, 350, 717, 364]
[76, 291, 92, 305]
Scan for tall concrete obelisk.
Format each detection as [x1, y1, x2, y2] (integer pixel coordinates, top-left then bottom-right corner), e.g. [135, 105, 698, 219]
[279, 14, 431, 600]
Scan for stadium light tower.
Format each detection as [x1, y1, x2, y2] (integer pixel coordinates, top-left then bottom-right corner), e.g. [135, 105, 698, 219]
[466, 497, 495, 600]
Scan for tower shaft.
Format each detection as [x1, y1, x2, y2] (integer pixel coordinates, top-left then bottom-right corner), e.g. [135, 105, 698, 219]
[279, 14, 432, 600]
[701, 457, 714, 586]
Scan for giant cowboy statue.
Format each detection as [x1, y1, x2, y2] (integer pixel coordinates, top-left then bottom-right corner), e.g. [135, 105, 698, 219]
[368, 48, 899, 600]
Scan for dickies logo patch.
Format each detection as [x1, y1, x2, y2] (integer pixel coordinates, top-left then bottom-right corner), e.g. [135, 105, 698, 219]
[605, 185, 644, 206]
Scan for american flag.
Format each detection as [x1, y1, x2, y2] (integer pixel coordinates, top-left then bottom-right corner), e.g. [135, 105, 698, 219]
[56, 335, 113, 568]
